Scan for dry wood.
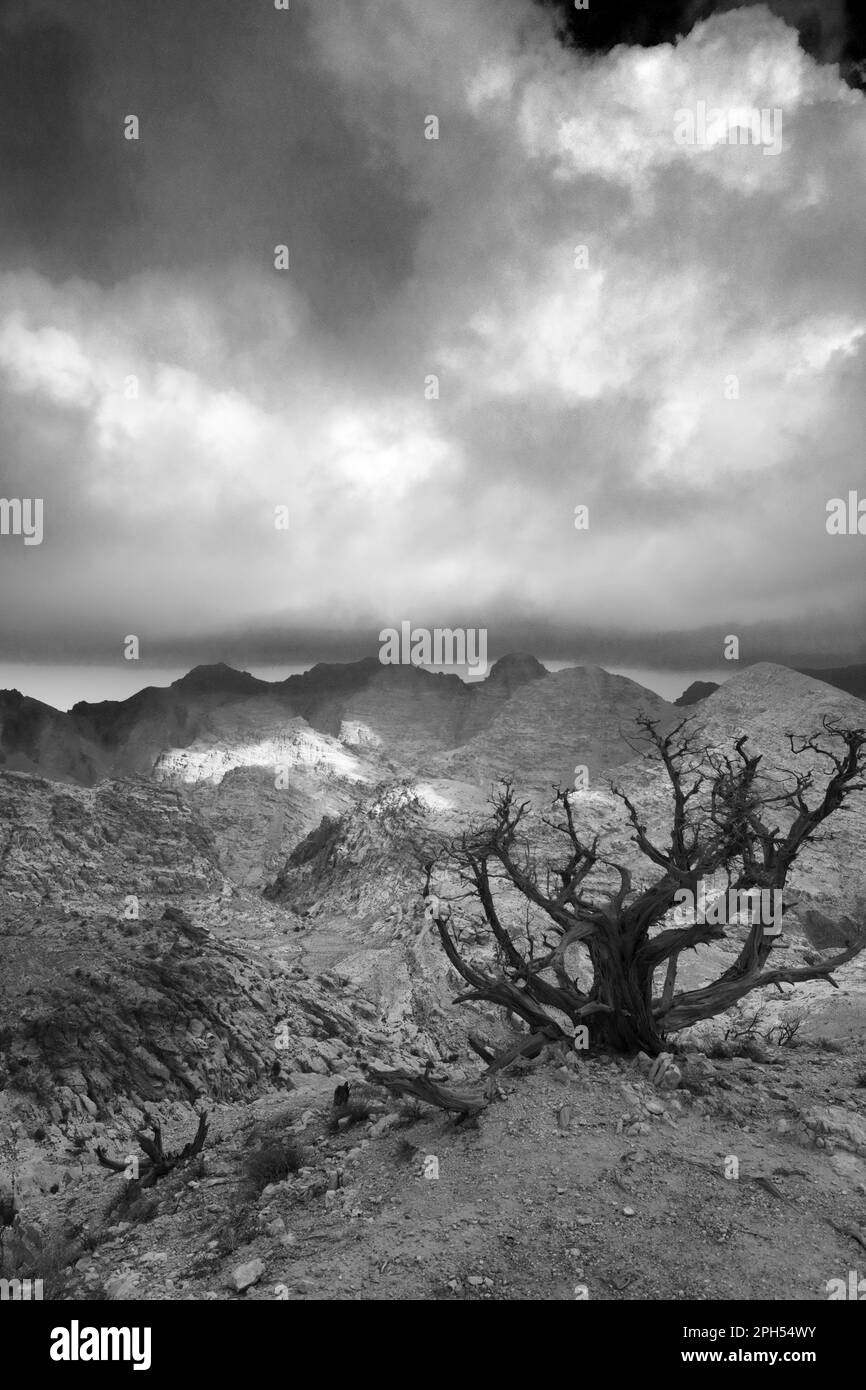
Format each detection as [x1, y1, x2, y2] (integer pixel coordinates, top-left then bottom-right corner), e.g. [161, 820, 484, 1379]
[366, 1065, 494, 1118]
[96, 1111, 208, 1187]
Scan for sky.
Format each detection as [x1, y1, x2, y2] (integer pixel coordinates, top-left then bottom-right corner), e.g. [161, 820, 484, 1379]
[1, 0, 864, 700]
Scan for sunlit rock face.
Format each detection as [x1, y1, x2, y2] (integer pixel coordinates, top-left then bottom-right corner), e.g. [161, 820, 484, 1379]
[153, 712, 365, 786]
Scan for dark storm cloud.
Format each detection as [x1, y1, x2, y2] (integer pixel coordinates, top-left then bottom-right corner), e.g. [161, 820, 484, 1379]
[0, 5, 137, 272]
[0, 0, 864, 674]
[0, 0, 424, 331]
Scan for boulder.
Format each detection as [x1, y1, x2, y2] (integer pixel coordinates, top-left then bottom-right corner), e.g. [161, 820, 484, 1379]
[229, 1258, 265, 1293]
[802, 1106, 866, 1156]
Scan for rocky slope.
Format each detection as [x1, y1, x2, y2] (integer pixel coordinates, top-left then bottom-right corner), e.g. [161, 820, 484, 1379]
[430, 665, 677, 793]
[0, 771, 224, 909]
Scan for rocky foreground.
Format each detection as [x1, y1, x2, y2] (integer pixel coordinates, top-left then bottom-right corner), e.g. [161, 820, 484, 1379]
[4, 1020, 866, 1301]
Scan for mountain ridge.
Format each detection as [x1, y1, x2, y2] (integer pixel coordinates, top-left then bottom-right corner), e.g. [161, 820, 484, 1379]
[1, 654, 549, 786]
[4, 656, 865, 795]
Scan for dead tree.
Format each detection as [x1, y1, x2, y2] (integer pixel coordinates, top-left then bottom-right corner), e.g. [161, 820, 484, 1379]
[425, 715, 866, 1057]
[95, 1112, 208, 1188]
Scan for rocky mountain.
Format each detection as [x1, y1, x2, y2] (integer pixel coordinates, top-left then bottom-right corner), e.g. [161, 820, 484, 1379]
[5, 657, 862, 923]
[0, 656, 673, 896]
[430, 665, 676, 793]
[692, 661, 866, 754]
[673, 663, 866, 709]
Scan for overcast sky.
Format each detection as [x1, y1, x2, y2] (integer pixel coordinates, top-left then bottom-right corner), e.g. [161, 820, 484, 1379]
[1, 0, 864, 684]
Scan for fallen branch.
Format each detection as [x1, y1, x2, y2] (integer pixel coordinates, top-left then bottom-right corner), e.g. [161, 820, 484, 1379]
[365, 1066, 494, 1120]
[95, 1112, 208, 1188]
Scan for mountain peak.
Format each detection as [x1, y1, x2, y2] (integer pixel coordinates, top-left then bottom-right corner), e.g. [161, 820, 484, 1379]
[486, 652, 547, 685]
[171, 663, 267, 695]
[714, 662, 821, 692]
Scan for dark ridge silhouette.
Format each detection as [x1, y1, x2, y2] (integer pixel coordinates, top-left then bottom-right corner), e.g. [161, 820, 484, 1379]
[674, 680, 720, 707]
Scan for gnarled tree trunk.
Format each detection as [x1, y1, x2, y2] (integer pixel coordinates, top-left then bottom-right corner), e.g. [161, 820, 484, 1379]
[421, 717, 866, 1063]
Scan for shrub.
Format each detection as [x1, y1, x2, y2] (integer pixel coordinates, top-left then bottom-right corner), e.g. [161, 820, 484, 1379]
[768, 1008, 807, 1048]
[242, 1139, 304, 1193]
[212, 1202, 260, 1258]
[721, 1003, 769, 1043]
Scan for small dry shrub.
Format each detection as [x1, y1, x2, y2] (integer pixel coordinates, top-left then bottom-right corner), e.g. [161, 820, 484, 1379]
[242, 1138, 304, 1193]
